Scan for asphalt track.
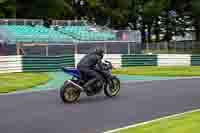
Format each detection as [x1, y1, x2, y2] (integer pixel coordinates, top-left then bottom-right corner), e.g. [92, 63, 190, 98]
[0, 79, 200, 133]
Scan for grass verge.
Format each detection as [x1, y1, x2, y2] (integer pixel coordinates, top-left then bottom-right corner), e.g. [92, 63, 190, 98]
[112, 110, 200, 133]
[113, 66, 200, 77]
[0, 72, 50, 93]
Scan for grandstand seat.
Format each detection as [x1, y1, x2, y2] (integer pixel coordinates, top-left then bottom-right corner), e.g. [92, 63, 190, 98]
[0, 25, 74, 43]
[0, 24, 117, 43]
[57, 25, 117, 41]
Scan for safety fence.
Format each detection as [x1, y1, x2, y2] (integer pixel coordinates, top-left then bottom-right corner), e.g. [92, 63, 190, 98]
[3, 41, 200, 57]
[0, 55, 22, 73]
[121, 54, 194, 67]
[191, 55, 200, 66]
[1, 54, 200, 73]
[22, 55, 74, 72]
[122, 55, 157, 67]
[0, 55, 74, 73]
[158, 54, 191, 66]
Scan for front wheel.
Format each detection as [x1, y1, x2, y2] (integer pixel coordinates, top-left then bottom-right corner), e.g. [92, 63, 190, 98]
[104, 77, 120, 97]
[60, 83, 81, 103]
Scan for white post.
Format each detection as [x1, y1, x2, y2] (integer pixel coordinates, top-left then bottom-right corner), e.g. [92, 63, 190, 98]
[16, 43, 20, 55]
[146, 42, 149, 53]
[128, 43, 131, 54]
[74, 42, 78, 67]
[75, 43, 78, 55]
[104, 43, 107, 54]
[46, 45, 49, 56]
[104, 43, 108, 54]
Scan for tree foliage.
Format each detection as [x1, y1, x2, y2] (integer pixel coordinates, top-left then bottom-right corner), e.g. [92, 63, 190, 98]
[2, 0, 200, 41]
[16, 0, 65, 19]
[0, 0, 16, 18]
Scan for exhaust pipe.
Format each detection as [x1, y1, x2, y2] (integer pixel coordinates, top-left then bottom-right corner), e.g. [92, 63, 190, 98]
[66, 80, 84, 92]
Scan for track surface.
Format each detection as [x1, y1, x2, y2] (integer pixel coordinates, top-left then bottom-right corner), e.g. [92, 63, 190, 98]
[0, 79, 200, 133]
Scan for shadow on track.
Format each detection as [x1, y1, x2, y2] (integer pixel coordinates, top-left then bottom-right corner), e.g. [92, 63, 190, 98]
[59, 94, 121, 105]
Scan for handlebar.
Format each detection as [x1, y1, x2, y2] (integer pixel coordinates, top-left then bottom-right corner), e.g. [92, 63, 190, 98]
[103, 60, 113, 70]
[104, 60, 112, 65]
[104, 60, 110, 63]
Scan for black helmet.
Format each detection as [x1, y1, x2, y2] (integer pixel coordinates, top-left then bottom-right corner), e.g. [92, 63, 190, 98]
[94, 47, 104, 58]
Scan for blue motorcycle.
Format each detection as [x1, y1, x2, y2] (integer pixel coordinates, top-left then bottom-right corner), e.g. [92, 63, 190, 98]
[60, 60, 120, 103]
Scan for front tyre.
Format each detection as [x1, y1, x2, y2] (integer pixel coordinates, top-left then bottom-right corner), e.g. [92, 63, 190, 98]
[60, 83, 81, 103]
[104, 77, 120, 97]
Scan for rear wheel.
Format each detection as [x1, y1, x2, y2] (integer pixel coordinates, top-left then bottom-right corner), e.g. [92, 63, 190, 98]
[104, 77, 120, 97]
[60, 83, 81, 103]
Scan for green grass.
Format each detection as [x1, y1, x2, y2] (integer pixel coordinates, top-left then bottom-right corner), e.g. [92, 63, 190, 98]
[0, 72, 51, 93]
[113, 110, 200, 133]
[113, 66, 200, 77]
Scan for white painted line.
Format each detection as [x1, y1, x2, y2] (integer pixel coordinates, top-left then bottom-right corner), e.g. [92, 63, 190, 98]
[103, 108, 200, 133]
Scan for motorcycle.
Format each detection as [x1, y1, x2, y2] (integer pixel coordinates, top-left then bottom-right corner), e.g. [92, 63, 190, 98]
[60, 60, 121, 103]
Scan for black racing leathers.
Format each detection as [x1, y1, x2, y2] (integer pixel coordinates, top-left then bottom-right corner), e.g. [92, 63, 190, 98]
[77, 52, 104, 91]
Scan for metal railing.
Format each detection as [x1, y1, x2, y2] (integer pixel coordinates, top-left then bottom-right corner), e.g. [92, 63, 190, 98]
[2, 40, 200, 56]
[143, 41, 200, 54]
[0, 19, 86, 26]
[0, 19, 43, 25]
[15, 41, 200, 56]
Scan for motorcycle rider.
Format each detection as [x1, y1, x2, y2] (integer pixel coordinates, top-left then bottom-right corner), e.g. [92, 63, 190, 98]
[77, 47, 106, 94]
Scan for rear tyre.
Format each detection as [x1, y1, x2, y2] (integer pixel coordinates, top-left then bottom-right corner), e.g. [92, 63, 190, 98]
[60, 83, 81, 103]
[104, 77, 120, 97]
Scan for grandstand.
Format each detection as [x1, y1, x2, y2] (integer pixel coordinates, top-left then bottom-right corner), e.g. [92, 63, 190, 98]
[57, 26, 116, 41]
[0, 19, 140, 55]
[0, 25, 74, 43]
[0, 19, 117, 44]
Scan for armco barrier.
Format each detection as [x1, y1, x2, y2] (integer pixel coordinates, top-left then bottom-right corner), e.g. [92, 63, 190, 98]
[122, 54, 157, 67]
[2, 54, 200, 74]
[158, 54, 191, 66]
[0, 55, 23, 73]
[191, 55, 200, 66]
[22, 55, 75, 72]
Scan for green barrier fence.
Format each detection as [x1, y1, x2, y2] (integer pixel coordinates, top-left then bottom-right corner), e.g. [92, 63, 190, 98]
[22, 55, 75, 72]
[191, 55, 200, 66]
[122, 54, 158, 67]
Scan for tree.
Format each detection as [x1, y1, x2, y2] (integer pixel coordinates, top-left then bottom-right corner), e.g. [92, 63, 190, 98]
[91, 0, 131, 29]
[140, 0, 191, 43]
[62, 0, 74, 19]
[191, 0, 200, 41]
[110, 0, 131, 29]
[137, 0, 169, 43]
[0, 0, 16, 18]
[171, 0, 200, 41]
[85, 0, 105, 24]
[16, 0, 65, 19]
